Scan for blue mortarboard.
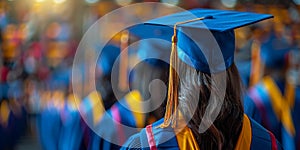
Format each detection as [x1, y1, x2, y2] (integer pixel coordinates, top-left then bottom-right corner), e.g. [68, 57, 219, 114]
[97, 44, 120, 76]
[260, 31, 291, 69]
[48, 67, 71, 90]
[129, 24, 173, 41]
[128, 24, 173, 68]
[145, 8, 273, 73]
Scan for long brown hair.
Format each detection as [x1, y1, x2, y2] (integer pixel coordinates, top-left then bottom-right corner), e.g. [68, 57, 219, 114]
[178, 59, 244, 150]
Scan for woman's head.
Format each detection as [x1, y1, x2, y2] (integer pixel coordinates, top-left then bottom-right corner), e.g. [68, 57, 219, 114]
[130, 37, 172, 119]
[131, 60, 169, 119]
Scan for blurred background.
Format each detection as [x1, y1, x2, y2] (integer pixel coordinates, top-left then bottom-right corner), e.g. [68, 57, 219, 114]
[0, 0, 299, 150]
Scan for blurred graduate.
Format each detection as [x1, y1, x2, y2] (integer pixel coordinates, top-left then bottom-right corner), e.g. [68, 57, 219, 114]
[0, 24, 27, 150]
[79, 39, 120, 149]
[244, 26, 300, 150]
[36, 21, 82, 150]
[80, 24, 173, 149]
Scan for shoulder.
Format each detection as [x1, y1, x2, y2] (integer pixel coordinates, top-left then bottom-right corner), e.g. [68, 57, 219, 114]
[244, 83, 274, 119]
[121, 132, 145, 150]
[295, 86, 300, 103]
[249, 118, 283, 150]
[122, 119, 179, 150]
[106, 90, 144, 127]
[250, 117, 271, 140]
[246, 83, 271, 105]
[121, 124, 153, 150]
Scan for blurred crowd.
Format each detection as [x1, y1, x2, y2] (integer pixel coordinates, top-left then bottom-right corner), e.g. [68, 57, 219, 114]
[0, 0, 299, 150]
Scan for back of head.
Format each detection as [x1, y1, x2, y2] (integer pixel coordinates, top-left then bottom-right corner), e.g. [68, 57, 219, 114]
[131, 38, 171, 119]
[128, 24, 173, 119]
[260, 31, 291, 79]
[178, 59, 244, 150]
[132, 60, 169, 119]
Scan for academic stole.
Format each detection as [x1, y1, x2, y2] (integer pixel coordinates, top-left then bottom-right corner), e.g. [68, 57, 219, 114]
[262, 76, 295, 136]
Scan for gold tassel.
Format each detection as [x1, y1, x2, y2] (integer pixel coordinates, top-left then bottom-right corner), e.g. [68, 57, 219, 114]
[285, 80, 295, 108]
[119, 30, 130, 91]
[159, 34, 179, 128]
[159, 16, 211, 128]
[249, 40, 261, 87]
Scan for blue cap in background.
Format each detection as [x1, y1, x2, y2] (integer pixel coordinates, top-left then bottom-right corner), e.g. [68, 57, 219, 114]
[260, 32, 291, 69]
[128, 24, 173, 68]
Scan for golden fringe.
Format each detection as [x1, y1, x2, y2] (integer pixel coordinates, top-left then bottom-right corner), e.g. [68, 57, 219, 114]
[249, 40, 261, 87]
[158, 17, 208, 129]
[159, 35, 180, 128]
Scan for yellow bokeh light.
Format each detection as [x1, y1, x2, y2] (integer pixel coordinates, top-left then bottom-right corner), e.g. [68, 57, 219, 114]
[85, 0, 99, 4]
[221, 0, 237, 8]
[53, 0, 66, 4]
[35, 0, 45, 3]
[115, 0, 132, 6]
[161, 0, 180, 5]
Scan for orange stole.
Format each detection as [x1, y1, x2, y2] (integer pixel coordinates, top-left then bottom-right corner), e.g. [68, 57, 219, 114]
[174, 114, 252, 150]
[262, 76, 295, 136]
[175, 126, 200, 150]
[234, 114, 252, 150]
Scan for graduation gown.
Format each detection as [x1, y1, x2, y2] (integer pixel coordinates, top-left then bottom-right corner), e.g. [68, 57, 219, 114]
[80, 90, 148, 150]
[244, 76, 300, 150]
[122, 114, 282, 150]
[37, 103, 62, 150]
[58, 94, 83, 150]
[0, 100, 27, 149]
[37, 91, 64, 150]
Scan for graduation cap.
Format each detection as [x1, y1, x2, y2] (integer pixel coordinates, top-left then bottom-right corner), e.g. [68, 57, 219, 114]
[128, 24, 173, 68]
[260, 31, 291, 69]
[247, 31, 291, 87]
[145, 8, 273, 73]
[144, 8, 273, 128]
[97, 44, 120, 76]
[128, 24, 173, 41]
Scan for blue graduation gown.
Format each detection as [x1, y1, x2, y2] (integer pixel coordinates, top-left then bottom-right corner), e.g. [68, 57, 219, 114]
[59, 95, 84, 150]
[294, 89, 300, 150]
[0, 100, 27, 149]
[0, 101, 17, 149]
[122, 114, 282, 150]
[37, 103, 62, 150]
[80, 90, 148, 150]
[244, 77, 300, 150]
